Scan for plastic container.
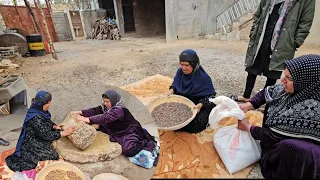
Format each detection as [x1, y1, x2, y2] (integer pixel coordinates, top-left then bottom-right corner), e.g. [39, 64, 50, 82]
[26, 34, 46, 57]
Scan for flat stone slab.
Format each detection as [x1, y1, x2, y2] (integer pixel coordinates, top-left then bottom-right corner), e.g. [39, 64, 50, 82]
[55, 131, 122, 163]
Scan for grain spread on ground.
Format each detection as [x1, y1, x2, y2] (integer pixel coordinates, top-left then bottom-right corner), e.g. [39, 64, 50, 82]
[151, 102, 193, 127]
[44, 169, 82, 180]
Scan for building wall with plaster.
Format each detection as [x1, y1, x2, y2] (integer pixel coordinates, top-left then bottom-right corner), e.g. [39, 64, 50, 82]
[166, 0, 237, 41]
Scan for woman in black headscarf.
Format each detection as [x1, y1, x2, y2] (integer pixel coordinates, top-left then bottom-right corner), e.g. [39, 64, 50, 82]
[167, 49, 216, 133]
[6, 91, 75, 172]
[237, 54, 320, 178]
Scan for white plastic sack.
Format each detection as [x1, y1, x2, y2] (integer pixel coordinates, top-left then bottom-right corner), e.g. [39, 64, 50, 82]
[209, 96, 261, 174]
[11, 172, 29, 180]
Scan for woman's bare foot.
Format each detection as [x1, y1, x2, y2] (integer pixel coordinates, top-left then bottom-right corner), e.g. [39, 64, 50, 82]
[237, 95, 249, 102]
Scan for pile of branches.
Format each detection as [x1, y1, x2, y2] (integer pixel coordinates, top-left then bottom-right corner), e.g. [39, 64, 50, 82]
[92, 17, 121, 40]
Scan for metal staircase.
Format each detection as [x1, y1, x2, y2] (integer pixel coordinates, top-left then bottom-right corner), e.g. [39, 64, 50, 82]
[216, 0, 261, 34]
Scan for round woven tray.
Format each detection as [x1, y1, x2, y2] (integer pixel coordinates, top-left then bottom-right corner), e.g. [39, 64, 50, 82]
[147, 95, 197, 131]
[92, 173, 128, 180]
[35, 162, 86, 180]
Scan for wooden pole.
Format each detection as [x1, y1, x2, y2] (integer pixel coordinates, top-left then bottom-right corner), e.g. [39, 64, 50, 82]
[34, 0, 58, 60]
[45, 0, 52, 15]
[24, 0, 41, 34]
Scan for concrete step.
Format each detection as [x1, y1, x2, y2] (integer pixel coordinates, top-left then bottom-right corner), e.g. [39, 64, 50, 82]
[220, 28, 240, 41]
[204, 33, 223, 40]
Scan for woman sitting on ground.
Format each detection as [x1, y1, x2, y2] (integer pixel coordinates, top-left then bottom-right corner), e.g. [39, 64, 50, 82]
[237, 54, 320, 178]
[167, 49, 216, 133]
[72, 90, 159, 169]
[6, 91, 75, 172]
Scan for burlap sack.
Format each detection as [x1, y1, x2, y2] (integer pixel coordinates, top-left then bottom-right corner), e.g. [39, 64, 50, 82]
[63, 114, 97, 150]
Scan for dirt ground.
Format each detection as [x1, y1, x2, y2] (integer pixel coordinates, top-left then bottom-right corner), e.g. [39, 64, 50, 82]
[17, 35, 320, 96]
[4, 35, 320, 179]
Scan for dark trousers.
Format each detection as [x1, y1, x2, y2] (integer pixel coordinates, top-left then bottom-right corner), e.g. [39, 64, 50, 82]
[243, 73, 277, 98]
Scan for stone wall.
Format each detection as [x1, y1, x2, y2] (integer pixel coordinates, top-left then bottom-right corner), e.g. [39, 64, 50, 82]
[52, 11, 71, 41]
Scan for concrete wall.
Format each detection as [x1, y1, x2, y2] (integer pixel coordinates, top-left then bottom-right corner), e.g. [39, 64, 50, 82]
[304, 0, 320, 46]
[208, 0, 237, 35]
[176, 0, 208, 39]
[81, 9, 106, 39]
[52, 12, 71, 41]
[166, 0, 237, 41]
[81, 9, 106, 38]
[133, 0, 165, 36]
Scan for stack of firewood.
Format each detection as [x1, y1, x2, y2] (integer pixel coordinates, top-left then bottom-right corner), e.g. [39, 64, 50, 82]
[92, 17, 121, 40]
[0, 46, 21, 77]
[0, 46, 20, 59]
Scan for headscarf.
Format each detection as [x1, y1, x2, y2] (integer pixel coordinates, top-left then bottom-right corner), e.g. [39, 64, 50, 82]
[179, 49, 200, 72]
[270, 0, 294, 51]
[264, 54, 320, 142]
[102, 90, 125, 110]
[14, 91, 52, 157]
[172, 49, 216, 97]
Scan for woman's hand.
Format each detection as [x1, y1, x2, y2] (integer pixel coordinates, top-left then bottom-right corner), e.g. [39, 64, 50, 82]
[53, 123, 65, 130]
[239, 102, 254, 113]
[61, 126, 76, 137]
[237, 119, 252, 132]
[166, 89, 174, 96]
[194, 103, 203, 113]
[75, 115, 90, 123]
[70, 111, 82, 116]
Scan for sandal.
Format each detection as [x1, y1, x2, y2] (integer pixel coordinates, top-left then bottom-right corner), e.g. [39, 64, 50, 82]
[0, 138, 10, 146]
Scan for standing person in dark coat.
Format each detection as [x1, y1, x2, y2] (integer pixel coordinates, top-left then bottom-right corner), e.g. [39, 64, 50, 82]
[6, 91, 75, 172]
[231, 0, 315, 102]
[237, 54, 320, 178]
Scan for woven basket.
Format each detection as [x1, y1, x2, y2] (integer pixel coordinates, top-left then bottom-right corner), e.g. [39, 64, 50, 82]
[147, 95, 197, 131]
[35, 162, 86, 180]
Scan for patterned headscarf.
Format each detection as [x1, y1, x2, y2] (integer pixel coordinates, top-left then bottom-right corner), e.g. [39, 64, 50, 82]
[264, 54, 320, 142]
[270, 0, 294, 51]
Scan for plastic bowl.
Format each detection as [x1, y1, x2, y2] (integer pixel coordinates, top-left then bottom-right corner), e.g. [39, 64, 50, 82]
[147, 95, 197, 131]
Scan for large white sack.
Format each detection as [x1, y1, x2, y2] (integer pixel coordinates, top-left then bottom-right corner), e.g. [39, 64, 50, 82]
[209, 96, 261, 174]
